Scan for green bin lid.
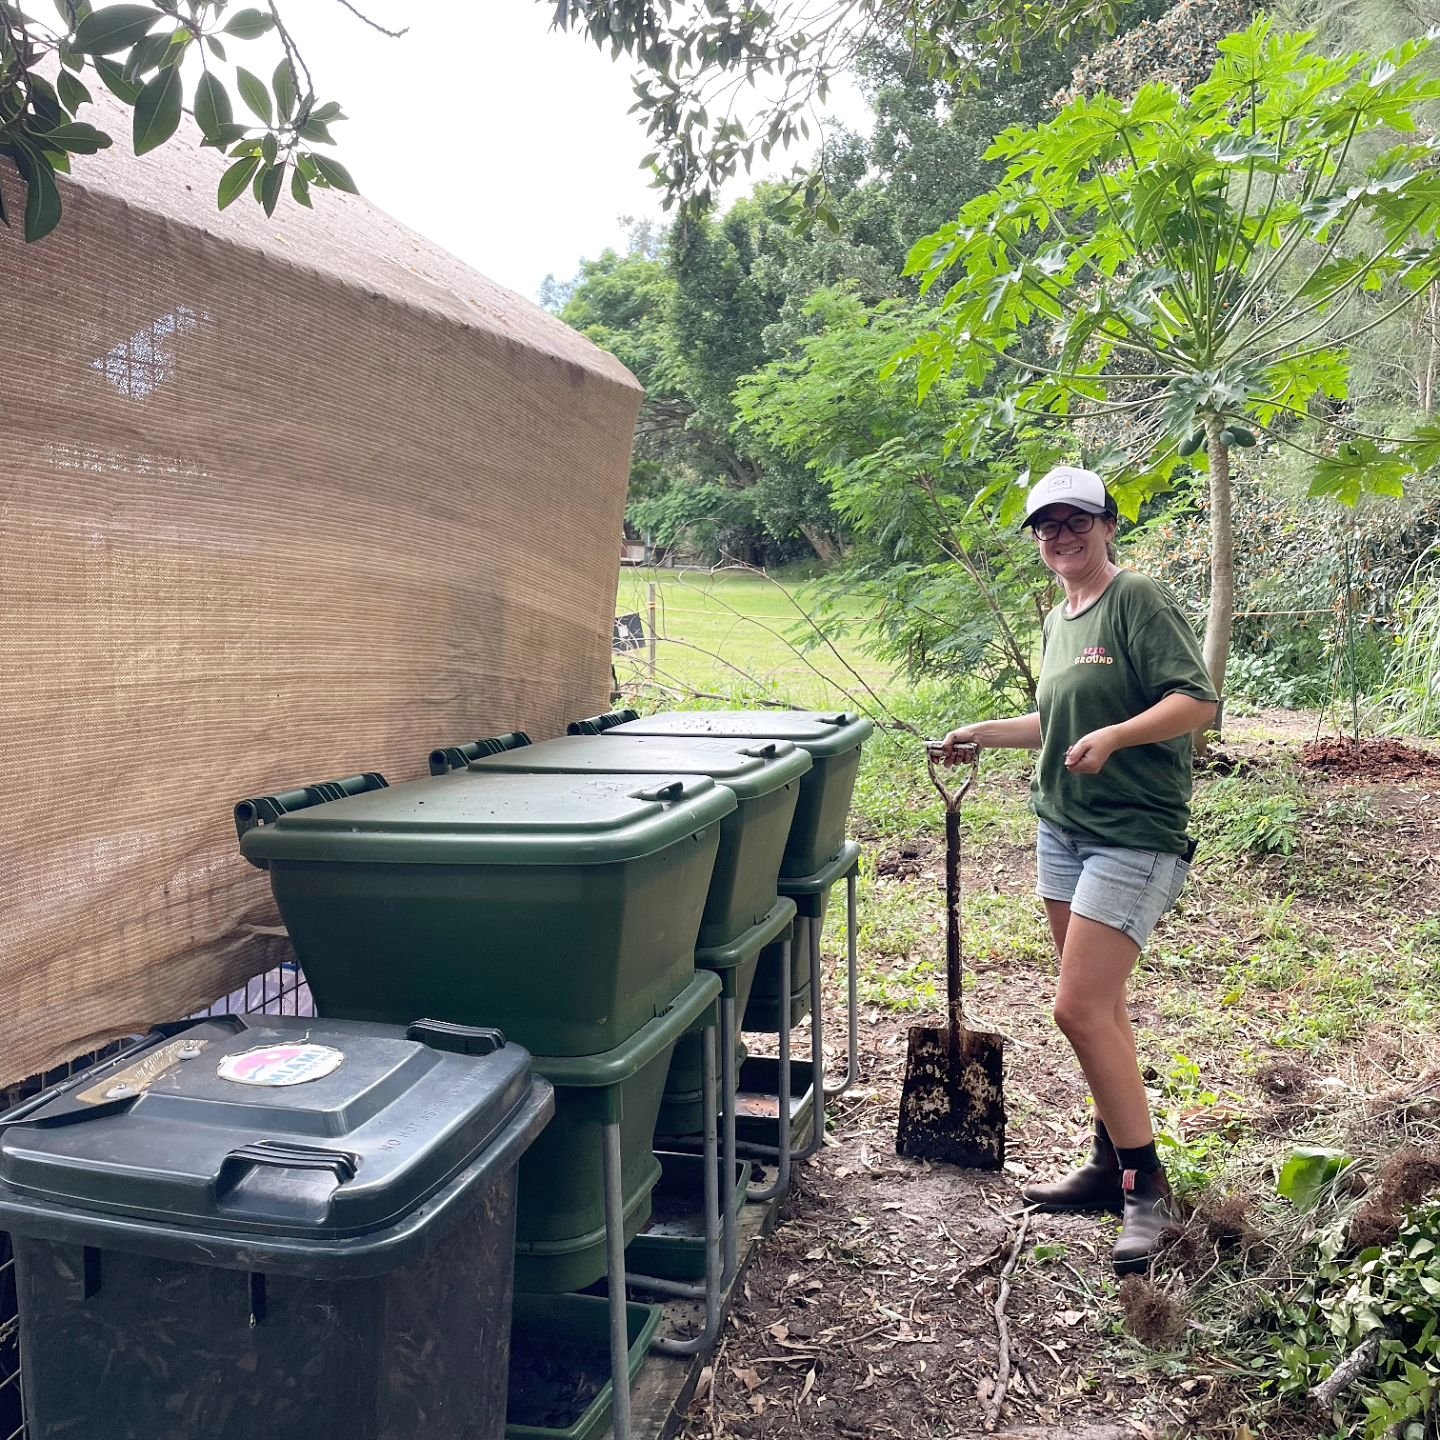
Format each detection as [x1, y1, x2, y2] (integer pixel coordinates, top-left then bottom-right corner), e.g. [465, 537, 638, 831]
[0, 1015, 540, 1242]
[239, 769, 735, 867]
[466, 734, 811, 801]
[606, 709, 874, 759]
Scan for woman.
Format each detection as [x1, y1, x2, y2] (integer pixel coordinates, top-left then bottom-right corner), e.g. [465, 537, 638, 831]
[941, 465, 1218, 1274]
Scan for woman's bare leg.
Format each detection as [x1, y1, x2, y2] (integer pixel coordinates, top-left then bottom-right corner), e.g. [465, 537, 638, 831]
[1050, 913, 1151, 1149]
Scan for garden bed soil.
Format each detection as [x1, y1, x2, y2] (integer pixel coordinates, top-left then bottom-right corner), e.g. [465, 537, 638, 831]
[679, 728, 1440, 1440]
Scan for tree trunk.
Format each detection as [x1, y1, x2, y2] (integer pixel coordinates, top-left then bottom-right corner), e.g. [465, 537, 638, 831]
[798, 524, 841, 565]
[1197, 414, 1235, 756]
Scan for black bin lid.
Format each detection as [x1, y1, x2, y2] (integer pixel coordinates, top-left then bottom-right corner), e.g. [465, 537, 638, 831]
[0, 1015, 535, 1242]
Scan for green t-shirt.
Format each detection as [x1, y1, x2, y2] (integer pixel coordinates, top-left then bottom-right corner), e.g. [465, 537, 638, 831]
[1031, 570, 1218, 855]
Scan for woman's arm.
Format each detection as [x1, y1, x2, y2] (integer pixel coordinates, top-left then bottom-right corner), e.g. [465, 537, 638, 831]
[1064, 693, 1217, 774]
[941, 713, 1043, 760]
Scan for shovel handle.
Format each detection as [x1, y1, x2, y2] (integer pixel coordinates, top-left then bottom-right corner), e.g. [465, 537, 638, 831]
[924, 745, 977, 1055]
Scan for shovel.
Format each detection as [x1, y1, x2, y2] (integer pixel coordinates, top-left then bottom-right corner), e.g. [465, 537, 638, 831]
[895, 743, 1006, 1169]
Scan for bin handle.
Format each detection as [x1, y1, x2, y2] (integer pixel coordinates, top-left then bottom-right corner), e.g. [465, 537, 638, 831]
[739, 742, 779, 759]
[216, 1140, 359, 1193]
[567, 708, 639, 735]
[429, 733, 532, 774]
[234, 773, 388, 845]
[630, 780, 686, 803]
[405, 1019, 506, 1055]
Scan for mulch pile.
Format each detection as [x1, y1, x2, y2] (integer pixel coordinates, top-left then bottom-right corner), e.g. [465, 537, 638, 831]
[1299, 738, 1440, 781]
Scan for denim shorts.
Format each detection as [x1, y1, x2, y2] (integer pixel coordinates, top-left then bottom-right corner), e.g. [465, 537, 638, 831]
[1035, 819, 1192, 949]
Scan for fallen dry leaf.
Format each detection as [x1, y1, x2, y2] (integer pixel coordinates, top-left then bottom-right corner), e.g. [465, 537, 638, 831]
[732, 1366, 762, 1393]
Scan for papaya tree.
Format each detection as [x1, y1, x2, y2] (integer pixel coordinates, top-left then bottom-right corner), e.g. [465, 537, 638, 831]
[894, 16, 1440, 737]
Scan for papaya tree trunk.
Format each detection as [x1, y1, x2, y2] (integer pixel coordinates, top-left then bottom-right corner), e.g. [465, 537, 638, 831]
[1197, 413, 1235, 756]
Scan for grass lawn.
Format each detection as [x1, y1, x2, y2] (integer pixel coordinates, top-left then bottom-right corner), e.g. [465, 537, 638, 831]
[612, 565, 896, 711]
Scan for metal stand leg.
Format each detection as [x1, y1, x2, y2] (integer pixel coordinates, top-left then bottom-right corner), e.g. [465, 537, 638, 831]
[805, 913, 826, 1155]
[720, 993, 739, 1283]
[742, 930, 792, 1202]
[603, 1119, 632, 1440]
[637, 1021, 722, 1356]
[824, 866, 860, 1099]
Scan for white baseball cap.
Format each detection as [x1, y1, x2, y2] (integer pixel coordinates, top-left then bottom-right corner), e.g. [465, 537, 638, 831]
[1021, 466, 1116, 528]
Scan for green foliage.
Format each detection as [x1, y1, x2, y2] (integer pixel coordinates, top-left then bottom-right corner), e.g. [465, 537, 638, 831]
[890, 15, 1440, 706]
[736, 286, 1055, 701]
[1269, 1207, 1440, 1439]
[0, 0, 369, 240]
[899, 17, 1440, 504]
[1126, 468, 1440, 713]
[1193, 772, 1304, 859]
[1375, 550, 1440, 737]
[553, 0, 1130, 216]
[1277, 1146, 1354, 1211]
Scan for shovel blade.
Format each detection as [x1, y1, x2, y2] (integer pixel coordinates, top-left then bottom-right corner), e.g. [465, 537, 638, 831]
[895, 1023, 1006, 1170]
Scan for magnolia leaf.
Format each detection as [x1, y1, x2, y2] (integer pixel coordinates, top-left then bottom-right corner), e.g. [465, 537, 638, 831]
[131, 64, 182, 155]
[217, 153, 261, 209]
[72, 3, 161, 55]
[1277, 1147, 1352, 1210]
[235, 67, 272, 125]
[193, 69, 233, 141]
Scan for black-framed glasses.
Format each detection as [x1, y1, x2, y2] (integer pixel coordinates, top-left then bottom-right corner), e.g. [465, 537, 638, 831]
[1030, 514, 1100, 542]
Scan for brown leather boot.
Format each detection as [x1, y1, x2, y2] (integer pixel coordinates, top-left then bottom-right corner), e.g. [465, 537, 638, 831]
[1113, 1166, 1174, 1274]
[1021, 1120, 1123, 1214]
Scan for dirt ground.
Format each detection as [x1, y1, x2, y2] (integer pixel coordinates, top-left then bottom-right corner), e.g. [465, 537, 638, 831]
[677, 724, 1440, 1440]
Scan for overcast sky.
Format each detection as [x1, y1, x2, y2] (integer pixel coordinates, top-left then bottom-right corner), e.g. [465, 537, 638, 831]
[267, 1, 867, 304]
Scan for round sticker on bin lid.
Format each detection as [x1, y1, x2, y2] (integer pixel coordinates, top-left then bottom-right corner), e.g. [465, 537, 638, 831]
[217, 1043, 345, 1087]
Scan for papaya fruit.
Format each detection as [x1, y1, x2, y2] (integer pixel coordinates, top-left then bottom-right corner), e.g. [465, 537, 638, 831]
[1178, 429, 1205, 457]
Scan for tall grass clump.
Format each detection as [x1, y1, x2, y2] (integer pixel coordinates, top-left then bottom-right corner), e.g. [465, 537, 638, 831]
[1377, 554, 1440, 738]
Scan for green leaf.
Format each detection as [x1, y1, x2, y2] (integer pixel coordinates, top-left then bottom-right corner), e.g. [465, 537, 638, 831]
[309, 154, 357, 194]
[205, 35, 227, 61]
[298, 118, 335, 145]
[200, 122, 250, 150]
[37, 122, 112, 155]
[1277, 1147, 1351, 1210]
[217, 153, 261, 209]
[291, 168, 312, 208]
[272, 59, 297, 122]
[235, 67, 272, 125]
[261, 130, 278, 166]
[132, 64, 182, 155]
[1308, 438, 1412, 505]
[193, 70, 233, 140]
[223, 8, 275, 39]
[57, 71, 93, 114]
[259, 162, 284, 217]
[93, 57, 142, 104]
[10, 140, 64, 242]
[122, 31, 170, 82]
[310, 101, 344, 123]
[71, 3, 161, 55]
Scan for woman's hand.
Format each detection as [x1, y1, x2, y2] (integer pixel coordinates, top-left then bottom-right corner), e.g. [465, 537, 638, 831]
[938, 726, 980, 766]
[1064, 726, 1121, 774]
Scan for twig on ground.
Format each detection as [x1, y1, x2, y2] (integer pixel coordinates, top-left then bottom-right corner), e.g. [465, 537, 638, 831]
[1311, 1330, 1383, 1413]
[985, 1208, 1032, 1431]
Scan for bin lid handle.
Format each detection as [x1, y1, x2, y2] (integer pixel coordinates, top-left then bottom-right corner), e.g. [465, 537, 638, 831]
[405, 1019, 507, 1055]
[216, 1140, 359, 1191]
[630, 779, 685, 803]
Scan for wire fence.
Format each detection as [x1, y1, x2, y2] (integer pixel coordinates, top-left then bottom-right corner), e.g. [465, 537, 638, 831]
[0, 961, 315, 1440]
